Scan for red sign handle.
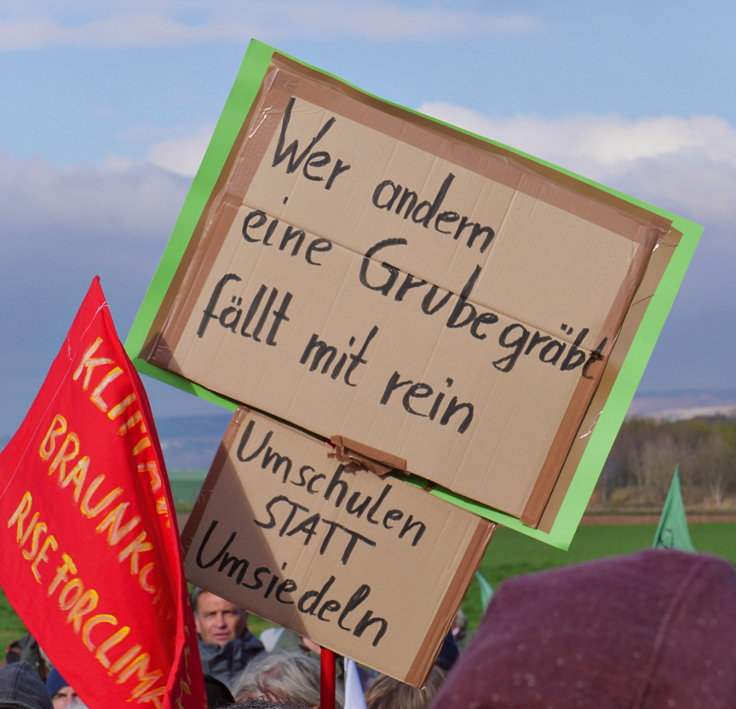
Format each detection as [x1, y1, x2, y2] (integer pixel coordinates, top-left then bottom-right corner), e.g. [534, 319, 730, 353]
[320, 647, 337, 709]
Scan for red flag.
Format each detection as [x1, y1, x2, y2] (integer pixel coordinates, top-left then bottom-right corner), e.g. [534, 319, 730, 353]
[0, 277, 206, 709]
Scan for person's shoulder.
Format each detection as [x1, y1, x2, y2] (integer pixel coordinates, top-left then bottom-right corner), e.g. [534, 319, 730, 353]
[238, 630, 266, 653]
[196, 637, 222, 659]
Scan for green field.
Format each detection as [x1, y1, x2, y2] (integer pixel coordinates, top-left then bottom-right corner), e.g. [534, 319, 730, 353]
[2, 523, 734, 652]
[460, 522, 736, 630]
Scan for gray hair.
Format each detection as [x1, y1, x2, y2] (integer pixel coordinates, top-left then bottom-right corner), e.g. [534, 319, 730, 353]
[365, 665, 447, 709]
[232, 650, 343, 709]
[221, 701, 309, 709]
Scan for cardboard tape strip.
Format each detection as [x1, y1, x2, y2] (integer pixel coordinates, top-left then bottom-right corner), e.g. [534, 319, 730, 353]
[328, 435, 407, 477]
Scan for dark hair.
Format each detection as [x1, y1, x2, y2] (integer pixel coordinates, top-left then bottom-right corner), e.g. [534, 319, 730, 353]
[190, 586, 207, 614]
[190, 587, 246, 618]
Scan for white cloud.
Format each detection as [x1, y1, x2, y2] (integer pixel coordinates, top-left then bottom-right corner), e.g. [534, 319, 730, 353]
[0, 150, 194, 404]
[0, 150, 189, 239]
[0, 148, 196, 432]
[146, 125, 214, 177]
[418, 102, 736, 224]
[146, 103, 736, 238]
[0, 2, 542, 49]
[272, 2, 541, 41]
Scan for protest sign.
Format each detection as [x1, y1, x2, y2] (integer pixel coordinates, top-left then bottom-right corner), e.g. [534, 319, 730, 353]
[126, 40, 702, 548]
[182, 408, 494, 685]
[0, 278, 206, 709]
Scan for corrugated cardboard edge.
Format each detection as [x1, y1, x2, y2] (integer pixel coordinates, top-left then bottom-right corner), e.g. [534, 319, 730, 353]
[404, 518, 495, 686]
[531, 225, 683, 529]
[520, 222, 666, 527]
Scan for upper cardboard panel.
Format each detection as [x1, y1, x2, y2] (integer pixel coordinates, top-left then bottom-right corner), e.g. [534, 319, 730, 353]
[126, 40, 701, 547]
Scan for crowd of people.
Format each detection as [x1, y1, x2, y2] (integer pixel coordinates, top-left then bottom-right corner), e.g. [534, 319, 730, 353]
[2, 549, 736, 708]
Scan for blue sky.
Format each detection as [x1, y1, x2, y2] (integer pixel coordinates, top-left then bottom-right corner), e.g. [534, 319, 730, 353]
[1, 1, 734, 434]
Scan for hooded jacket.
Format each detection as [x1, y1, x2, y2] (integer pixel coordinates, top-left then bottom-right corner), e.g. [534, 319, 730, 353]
[198, 629, 265, 690]
[431, 549, 736, 709]
[0, 662, 52, 709]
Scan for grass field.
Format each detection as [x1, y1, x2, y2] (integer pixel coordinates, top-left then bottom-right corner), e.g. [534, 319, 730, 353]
[1, 523, 733, 653]
[460, 522, 736, 630]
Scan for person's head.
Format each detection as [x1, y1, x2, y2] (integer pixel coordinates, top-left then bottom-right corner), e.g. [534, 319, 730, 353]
[232, 649, 342, 709]
[45, 668, 86, 709]
[366, 665, 446, 709]
[48, 687, 79, 709]
[429, 549, 736, 709]
[192, 588, 247, 646]
[0, 661, 52, 709]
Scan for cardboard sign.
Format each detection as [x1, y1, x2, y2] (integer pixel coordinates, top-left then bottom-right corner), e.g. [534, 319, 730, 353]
[127, 41, 702, 548]
[181, 408, 493, 685]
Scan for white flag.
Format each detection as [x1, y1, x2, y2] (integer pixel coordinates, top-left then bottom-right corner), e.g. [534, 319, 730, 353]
[344, 657, 368, 709]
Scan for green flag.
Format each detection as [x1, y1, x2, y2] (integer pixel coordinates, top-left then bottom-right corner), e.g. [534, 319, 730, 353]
[475, 570, 494, 610]
[653, 467, 695, 551]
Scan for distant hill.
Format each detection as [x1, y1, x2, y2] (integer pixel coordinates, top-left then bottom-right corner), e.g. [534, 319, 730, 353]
[628, 389, 736, 421]
[0, 412, 231, 474]
[104, 390, 736, 472]
[3, 390, 736, 476]
[155, 412, 231, 472]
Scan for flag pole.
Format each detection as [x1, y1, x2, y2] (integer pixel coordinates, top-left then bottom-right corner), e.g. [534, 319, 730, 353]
[320, 647, 336, 709]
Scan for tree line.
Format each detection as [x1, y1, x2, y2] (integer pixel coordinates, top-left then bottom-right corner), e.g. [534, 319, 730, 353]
[596, 416, 736, 510]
